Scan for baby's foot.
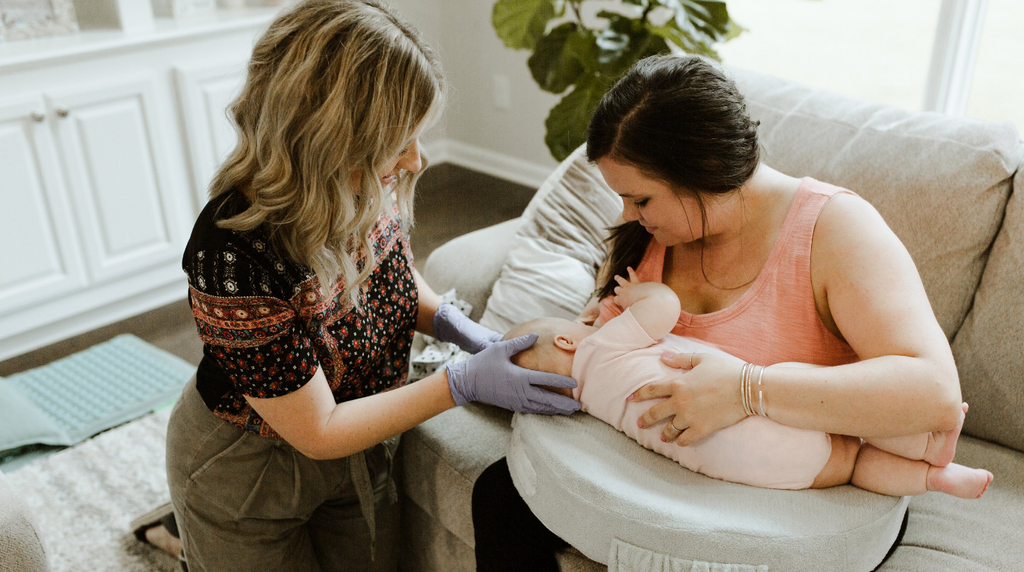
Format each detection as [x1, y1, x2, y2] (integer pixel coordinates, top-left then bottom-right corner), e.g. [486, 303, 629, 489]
[926, 463, 993, 499]
[923, 402, 968, 467]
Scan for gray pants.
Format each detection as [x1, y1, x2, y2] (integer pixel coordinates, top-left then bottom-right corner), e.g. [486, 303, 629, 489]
[166, 377, 400, 572]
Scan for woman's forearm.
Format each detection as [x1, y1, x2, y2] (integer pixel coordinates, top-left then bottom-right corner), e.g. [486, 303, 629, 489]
[316, 370, 455, 459]
[760, 355, 961, 438]
[412, 268, 443, 335]
[248, 368, 455, 461]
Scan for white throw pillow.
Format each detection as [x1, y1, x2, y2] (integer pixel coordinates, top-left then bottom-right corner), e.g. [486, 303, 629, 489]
[480, 145, 622, 333]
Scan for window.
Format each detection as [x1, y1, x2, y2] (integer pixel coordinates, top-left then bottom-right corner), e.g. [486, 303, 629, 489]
[718, 0, 942, 112]
[717, 0, 1023, 132]
[965, 0, 1024, 130]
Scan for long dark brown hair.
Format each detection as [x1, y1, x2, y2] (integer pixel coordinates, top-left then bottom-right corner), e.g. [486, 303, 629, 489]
[587, 54, 761, 299]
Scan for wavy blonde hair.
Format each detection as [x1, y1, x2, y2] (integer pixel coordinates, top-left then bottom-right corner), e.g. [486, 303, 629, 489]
[210, 0, 444, 304]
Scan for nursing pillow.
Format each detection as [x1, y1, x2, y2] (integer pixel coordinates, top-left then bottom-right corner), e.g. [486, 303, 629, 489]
[508, 412, 909, 571]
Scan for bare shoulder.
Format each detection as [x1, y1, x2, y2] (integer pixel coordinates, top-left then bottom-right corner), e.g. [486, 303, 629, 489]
[815, 192, 891, 240]
[811, 192, 909, 276]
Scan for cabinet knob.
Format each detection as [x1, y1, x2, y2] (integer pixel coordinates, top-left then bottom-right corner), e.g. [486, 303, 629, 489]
[55, 108, 70, 118]
[30, 112, 46, 122]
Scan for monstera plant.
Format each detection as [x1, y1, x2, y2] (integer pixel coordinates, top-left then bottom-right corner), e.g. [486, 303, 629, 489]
[493, 0, 741, 161]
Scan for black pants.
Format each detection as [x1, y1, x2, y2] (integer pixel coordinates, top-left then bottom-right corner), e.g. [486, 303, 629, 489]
[472, 458, 568, 571]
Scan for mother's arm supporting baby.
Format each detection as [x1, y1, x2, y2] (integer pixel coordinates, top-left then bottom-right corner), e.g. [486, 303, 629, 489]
[634, 194, 963, 446]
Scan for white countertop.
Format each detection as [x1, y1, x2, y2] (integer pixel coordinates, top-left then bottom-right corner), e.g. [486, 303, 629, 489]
[0, 7, 279, 73]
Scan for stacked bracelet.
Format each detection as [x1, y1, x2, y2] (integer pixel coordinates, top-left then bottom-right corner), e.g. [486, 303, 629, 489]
[757, 365, 768, 417]
[740, 363, 770, 418]
[740, 363, 753, 417]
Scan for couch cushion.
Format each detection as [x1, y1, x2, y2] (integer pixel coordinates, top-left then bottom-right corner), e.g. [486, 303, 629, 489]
[879, 435, 1024, 571]
[729, 68, 1021, 340]
[951, 162, 1024, 452]
[398, 403, 512, 548]
[0, 470, 48, 572]
[422, 218, 524, 322]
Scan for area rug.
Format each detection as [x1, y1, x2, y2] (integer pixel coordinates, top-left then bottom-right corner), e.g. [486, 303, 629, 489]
[4, 409, 179, 572]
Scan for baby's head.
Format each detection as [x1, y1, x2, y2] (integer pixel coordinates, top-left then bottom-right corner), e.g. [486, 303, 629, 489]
[503, 317, 598, 377]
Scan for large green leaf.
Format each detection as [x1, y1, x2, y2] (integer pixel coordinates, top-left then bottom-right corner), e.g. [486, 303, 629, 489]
[597, 11, 670, 77]
[528, 23, 587, 93]
[493, 0, 563, 51]
[643, 0, 730, 57]
[686, 0, 734, 41]
[544, 73, 610, 161]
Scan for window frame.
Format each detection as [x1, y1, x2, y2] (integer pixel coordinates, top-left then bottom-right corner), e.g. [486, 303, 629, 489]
[923, 0, 989, 115]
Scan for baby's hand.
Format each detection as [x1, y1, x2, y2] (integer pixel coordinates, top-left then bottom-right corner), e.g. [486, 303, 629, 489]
[612, 267, 646, 308]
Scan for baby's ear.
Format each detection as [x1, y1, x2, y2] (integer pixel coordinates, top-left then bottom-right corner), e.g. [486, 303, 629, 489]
[553, 335, 579, 352]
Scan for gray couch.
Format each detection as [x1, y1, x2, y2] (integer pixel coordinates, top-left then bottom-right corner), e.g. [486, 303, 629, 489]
[0, 469, 48, 571]
[398, 67, 1024, 571]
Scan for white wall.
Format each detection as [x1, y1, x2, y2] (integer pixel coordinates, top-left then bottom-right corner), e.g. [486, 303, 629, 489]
[389, 0, 561, 186]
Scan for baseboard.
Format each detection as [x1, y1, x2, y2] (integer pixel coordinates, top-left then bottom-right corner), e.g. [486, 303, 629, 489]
[425, 139, 554, 189]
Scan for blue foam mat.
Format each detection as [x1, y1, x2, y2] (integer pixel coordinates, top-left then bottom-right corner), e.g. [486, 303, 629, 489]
[0, 334, 195, 457]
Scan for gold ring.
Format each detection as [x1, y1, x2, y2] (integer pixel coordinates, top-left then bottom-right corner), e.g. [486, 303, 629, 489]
[670, 419, 684, 433]
[689, 352, 695, 368]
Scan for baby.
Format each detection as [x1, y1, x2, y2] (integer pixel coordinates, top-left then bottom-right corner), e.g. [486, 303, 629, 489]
[505, 270, 993, 498]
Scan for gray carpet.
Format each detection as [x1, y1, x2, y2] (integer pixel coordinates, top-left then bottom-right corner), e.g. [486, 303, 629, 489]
[5, 409, 178, 572]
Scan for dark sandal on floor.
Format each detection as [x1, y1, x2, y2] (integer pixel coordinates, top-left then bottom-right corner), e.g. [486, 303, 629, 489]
[130, 502, 176, 543]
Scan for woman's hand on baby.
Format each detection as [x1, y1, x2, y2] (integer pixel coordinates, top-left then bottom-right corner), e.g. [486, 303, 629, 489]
[629, 352, 747, 446]
[446, 334, 581, 415]
[433, 302, 503, 354]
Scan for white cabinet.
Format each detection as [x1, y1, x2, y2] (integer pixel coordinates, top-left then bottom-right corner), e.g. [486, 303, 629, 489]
[0, 9, 275, 361]
[49, 74, 185, 285]
[174, 60, 248, 208]
[0, 95, 86, 315]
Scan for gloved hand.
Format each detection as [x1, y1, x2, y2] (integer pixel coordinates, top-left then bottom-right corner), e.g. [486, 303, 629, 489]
[445, 334, 581, 415]
[433, 302, 503, 354]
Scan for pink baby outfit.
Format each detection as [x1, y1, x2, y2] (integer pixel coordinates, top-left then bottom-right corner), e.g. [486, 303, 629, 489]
[598, 177, 860, 368]
[572, 309, 831, 490]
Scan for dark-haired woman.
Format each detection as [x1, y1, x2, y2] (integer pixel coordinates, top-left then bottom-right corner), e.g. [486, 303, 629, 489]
[472, 54, 962, 571]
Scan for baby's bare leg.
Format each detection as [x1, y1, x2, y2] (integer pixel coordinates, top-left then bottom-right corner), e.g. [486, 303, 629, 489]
[865, 403, 967, 467]
[851, 444, 993, 499]
[810, 435, 861, 489]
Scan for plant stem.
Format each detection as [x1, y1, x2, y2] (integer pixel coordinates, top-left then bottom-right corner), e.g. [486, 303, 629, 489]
[569, 0, 586, 29]
[641, 0, 654, 22]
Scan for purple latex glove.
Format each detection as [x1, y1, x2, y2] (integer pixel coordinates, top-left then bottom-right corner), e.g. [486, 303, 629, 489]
[433, 302, 503, 354]
[446, 333, 581, 415]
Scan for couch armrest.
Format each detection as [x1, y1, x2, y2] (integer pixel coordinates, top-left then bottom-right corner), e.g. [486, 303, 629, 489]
[0, 470, 48, 571]
[422, 218, 524, 321]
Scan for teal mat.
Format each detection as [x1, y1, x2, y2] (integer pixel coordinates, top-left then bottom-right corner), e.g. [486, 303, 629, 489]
[0, 334, 195, 460]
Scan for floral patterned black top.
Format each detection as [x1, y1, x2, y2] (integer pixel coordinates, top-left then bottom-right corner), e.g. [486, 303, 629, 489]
[182, 192, 418, 439]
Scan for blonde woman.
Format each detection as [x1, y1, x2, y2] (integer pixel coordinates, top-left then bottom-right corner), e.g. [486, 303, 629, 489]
[152, 1, 579, 570]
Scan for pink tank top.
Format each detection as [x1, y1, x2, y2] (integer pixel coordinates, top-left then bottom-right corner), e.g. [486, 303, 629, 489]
[599, 178, 860, 367]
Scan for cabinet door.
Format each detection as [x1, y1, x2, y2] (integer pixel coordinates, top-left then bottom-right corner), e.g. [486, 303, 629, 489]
[48, 74, 187, 285]
[0, 96, 87, 315]
[174, 61, 247, 210]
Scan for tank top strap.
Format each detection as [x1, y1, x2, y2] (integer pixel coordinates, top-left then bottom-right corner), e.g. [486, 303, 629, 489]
[775, 177, 855, 269]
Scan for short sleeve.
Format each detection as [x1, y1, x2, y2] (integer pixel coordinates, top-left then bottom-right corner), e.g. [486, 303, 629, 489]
[587, 308, 657, 352]
[190, 287, 319, 398]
